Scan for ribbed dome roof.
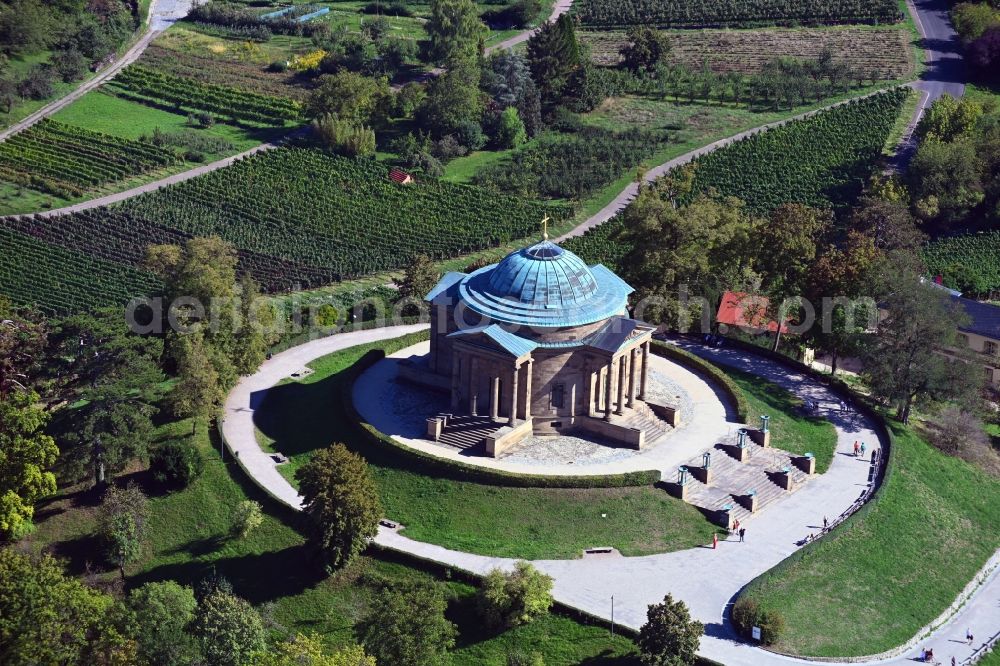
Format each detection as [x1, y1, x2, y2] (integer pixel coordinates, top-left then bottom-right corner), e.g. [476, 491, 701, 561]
[486, 241, 598, 307]
[455, 240, 633, 328]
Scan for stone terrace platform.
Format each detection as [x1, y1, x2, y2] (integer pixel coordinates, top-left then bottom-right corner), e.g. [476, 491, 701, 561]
[354, 341, 738, 477]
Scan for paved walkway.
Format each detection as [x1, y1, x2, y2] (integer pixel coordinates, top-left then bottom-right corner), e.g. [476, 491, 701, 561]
[220, 326, 1000, 665]
[0, 0, 195, 143]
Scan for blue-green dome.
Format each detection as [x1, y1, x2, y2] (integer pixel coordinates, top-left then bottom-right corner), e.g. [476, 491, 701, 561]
[456, 240, 633, 328]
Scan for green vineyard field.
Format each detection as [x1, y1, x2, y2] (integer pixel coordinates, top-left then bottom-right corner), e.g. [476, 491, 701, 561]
[924, 231, 1000, 296]
[0, 119, 177, 198]
[575, 0, 902, 29]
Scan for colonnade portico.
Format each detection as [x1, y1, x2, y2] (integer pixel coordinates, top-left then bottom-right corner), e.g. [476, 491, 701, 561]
[592, 340, 651, 421]
[450, 344, 533, 426]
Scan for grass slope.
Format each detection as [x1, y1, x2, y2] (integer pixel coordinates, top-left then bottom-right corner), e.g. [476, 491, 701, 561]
[726, 367, 838, 473]
[254, 332, 722, 559]
[24, 415, 640, 662]
[740, 422, 1000, 656]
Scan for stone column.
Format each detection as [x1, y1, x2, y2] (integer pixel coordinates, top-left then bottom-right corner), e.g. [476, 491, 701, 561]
[639, 341, 650, 401]
[616, 355, 627, 415]
[627, 346, 638, 408]
[523, 359, 533, 420]
[469, 356, 478, 416]
[450, 352, 461, 410]
[490, 375, 500, 421]
[603, 360, 614, 421]
[583, 359, 592, 415]
[508, 362, 520, 426]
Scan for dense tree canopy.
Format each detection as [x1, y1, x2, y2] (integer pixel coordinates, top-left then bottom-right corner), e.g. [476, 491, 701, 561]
[0, 389, 58, 539]
[526, 14, 581, 108]
[361, 582, 456, 666]
[637, 594, 703, 666]
[424, 0, 488, 64]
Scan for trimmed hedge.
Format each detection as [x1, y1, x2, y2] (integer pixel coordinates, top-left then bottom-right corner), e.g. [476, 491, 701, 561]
[342, 345, 662, 489]
[650, 340, 751, 423]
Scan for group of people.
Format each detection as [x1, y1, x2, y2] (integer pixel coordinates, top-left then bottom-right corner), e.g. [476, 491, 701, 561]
[710, 521, 747, 548]
[917, 628, 974, 664]
[852, 440, 868, 459]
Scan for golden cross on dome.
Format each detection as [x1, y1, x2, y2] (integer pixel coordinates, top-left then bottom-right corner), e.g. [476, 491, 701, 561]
[542, 215, 551, 240]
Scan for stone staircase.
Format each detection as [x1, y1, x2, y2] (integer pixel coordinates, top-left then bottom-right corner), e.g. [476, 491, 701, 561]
[613, 402, 672, 446]
[435, 415, 498, 451]
[672, 441, 813, 526]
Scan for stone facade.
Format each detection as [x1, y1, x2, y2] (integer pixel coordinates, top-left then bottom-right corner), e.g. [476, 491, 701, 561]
[418, 238, 672, 456]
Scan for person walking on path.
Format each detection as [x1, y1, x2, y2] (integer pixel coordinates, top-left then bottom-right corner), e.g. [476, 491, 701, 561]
[739, 527, 746, 542]
[860, 442, 867, 458]
[712, 533, 718, 549]
[823, 516, 828, 530]
[967, 629, 974, 645]
[853, 441, 860, 456]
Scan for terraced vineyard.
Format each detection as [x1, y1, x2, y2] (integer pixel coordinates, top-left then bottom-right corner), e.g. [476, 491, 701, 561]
[0, 226, 163, 314]
[923, 232, 1000, 295]
[106, 65, 302, 127]
[682, 88, 909, 213]
[0, 119, 177, 198]
[582, 28, 914, 79]
[0, 149, 569, 309]
[575, 0, 902, 28]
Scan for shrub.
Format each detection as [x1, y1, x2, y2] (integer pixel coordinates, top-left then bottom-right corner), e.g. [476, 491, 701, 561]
[729, 597, 784, 645]
[361, 582, 456, 665]
[361, 1, 413, 17]
[454, 119, 487, 151]
[194, 591, 266, 666]
[17, 65, 54, 100]
[477, 561, 554, 628]
[150, 439, 205, 488]
[507, 652, 545, 666]
[496, 107, 527, 148]
[231, 500, 263, 538]
[311, 115, 376, 157]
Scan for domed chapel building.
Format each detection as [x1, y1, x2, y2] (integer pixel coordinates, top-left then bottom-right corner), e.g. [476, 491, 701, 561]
[414, 232, 680, 458]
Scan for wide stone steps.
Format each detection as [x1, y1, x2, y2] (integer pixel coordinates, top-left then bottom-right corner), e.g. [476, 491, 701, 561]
[674, 442, 811, 524]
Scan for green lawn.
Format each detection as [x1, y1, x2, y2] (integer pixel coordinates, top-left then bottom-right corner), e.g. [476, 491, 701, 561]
[51, 90, 278, 149]
[739, 422, 1000, 657]
[23, 413, 640, 662]
[725, 367, 838, 473]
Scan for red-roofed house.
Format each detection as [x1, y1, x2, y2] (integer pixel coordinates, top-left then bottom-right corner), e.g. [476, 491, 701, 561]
[716, 291, 789, 334]
[389, 168, 414, 185]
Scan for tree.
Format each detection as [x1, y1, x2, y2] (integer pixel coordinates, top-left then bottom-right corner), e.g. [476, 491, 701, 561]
[305, 71, 391, 123]
[424, 0, 487, 65]
[482, 51, 542, 137]
[361, 582, 456, 666]
[417, 56, 483, 136]
[914, 94, 984, 143]
[848, 196, 926, 254]
[128, 581, 201, 666]
[52, 48, 87, 83]
[755, 203, 832, 350]
[0, 0, 52, 56]
[395, 254, 441, 303]
[620, 191, 757, 332]
[0, 389, 58, 539]
[805, 231, 879, 375]
[952, 2, 1000, 41]
[620, 26, 671, 74]
[477, 561, 554, 628]
[863, 280, 981, 423]
[295, 443, 383, 569]
[98, 483, 149, 580]
[526, 14, 581, 108]
[0, 305, 46, 398]
[496, 106, 528, 148]
[908, 137, 984, 229]
[969, 27, 1000, 81]
[150, 438, 204, 488]
[232, 500, 263, 538]
[0, 548, 126, 665]
[169, 327, 224, 428]
[636, 594, 703, 666]
[254, 633, 376, 666]
[231, 273, 279, 375]
[195, 591, 266, 666]
[311, 114, 377, 157]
